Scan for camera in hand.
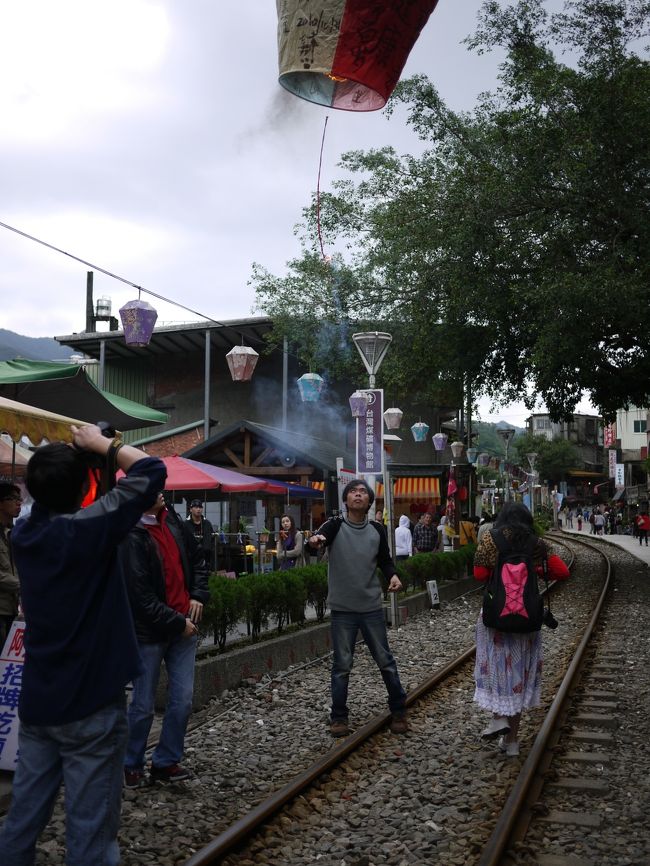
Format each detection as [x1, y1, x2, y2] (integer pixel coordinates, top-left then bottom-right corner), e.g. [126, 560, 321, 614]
[542, 608, 558, 629]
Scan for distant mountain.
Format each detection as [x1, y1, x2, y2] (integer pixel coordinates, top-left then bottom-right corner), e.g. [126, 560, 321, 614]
[0, 330, 74, 362]
[474, 420, 526, 456]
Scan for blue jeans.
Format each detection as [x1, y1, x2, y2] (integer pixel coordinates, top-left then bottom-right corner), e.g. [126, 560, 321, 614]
[0, 697, 127, 866]
[125, 634, 197, 770]
[330, 608, 406, 722]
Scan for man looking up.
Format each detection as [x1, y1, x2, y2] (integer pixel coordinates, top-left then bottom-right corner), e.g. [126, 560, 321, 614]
[0, 482, 22, 648]
[309, 479, 408, 737]
[0, 425, 166, 866]
[121, 492, 208, 787]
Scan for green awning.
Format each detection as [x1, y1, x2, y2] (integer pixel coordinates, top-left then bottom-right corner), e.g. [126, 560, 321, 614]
[0, 359, 167, 431]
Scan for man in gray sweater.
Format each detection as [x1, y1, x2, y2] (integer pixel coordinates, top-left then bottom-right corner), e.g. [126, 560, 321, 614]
[309, 479, 408, 737]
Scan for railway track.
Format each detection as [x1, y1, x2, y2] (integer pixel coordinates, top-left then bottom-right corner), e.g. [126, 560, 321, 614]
[5, 535, 649, 866]
[182, 535, 623, 866]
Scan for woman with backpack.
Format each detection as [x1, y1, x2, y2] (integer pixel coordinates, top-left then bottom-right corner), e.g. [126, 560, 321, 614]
[472, 502, 570, 757]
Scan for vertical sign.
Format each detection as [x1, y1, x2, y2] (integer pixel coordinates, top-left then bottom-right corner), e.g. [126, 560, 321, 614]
[0, 619, 25, 771]
[615, 464, 625, 487]
[603, 424, 616, 447]
[608, 449, 617, 479]
[356, 389, 383, 475]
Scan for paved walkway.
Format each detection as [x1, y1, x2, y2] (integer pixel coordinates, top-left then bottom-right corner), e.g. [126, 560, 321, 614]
[558, 525, 650, 567]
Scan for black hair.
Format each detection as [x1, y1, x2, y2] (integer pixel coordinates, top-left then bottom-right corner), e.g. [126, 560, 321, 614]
[0, 483, 20, 500]
[341, 479, 375, 512]
[281, 513, 296, 532]
[25, 443, 89, 513]
[493, 502, 535, 548]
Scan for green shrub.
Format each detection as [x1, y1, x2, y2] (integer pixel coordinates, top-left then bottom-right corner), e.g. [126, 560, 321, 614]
[203, 574, 245, 650]
[300, 563, 329, 621]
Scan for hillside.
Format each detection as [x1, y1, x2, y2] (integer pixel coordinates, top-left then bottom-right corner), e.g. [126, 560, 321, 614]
[473, 420, 526, 456]
[0, 330, 73, 362]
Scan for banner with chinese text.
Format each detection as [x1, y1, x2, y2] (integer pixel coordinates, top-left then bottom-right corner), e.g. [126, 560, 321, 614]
[0, 619, 25, 771]
[356, 389, 383, 476]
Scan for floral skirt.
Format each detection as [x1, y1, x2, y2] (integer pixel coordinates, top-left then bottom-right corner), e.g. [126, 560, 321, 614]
[473, 613, 543, 717]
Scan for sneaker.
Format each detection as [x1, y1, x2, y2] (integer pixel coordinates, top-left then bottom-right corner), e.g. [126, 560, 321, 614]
[330, 719, 350, 737]
[150, 763, 192, 782]
[498, 736, 520, 757]
[481, 716, 510, 739]
[124, 768, 149, 789]
[390, 714, 409, 734]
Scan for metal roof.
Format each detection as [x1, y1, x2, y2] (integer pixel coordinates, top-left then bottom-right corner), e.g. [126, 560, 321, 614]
[55, 317, 274, 362]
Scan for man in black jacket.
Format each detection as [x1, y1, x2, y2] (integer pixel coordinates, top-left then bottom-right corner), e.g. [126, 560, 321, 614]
[121, 493, 209, 787]
[186, 498, 215, 571]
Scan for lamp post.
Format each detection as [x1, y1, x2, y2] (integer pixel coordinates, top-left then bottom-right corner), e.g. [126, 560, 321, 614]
[496, 427, 516, 503]
[351, 331, 398, 626]
[526, 452, 538, 517]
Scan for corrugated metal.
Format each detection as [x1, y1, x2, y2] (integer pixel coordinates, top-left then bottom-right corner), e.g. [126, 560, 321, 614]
[84, 360, 157, 444]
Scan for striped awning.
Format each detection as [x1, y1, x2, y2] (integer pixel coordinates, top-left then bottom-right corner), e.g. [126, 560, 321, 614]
[376, 477, 440, 499]
[311, 481, 325, 491]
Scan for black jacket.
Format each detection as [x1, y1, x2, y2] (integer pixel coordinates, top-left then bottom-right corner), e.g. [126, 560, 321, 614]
[120, 509, 209, 643]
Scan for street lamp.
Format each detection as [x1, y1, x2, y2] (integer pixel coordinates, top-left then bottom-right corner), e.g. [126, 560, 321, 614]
[527, 452, 538, 517]
[352, 332, 392, 388]
[496, 426, 516, 502]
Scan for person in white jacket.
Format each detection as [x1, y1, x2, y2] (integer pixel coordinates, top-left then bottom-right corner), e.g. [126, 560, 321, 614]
[394, 514, 413, 561]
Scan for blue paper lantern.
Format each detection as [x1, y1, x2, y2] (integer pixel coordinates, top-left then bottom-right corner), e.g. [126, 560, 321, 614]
[411, 421, 429, 442]
[297, 373, 325, 402]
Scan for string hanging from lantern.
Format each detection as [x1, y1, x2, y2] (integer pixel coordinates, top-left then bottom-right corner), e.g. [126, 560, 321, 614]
[316, 115, 330, 262]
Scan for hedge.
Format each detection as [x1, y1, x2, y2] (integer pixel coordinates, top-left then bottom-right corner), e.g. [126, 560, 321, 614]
[201, 545, 475, 650]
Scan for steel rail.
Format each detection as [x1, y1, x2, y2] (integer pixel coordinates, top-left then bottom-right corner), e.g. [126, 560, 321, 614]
[184, 539, 573, 866]
[477, 533, 611, 866]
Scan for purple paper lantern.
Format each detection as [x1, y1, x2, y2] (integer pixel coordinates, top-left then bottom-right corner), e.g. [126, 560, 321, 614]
[432, 432, 448, 451]
[383, 407, 403, 430]
[349, 390, 369, 418]
[478, 452, 490, 467]
[297, 372, 325, 402]
[411, 421, 429, 442]
[226, 345, 259, 382]
[119, 299, 158, 347]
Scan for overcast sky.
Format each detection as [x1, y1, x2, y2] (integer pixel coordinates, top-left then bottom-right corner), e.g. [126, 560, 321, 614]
[0, 0, 592, 426]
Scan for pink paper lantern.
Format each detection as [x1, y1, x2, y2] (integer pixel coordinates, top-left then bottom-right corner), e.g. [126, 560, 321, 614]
[383, 407, 403, 430]
[119, 299, 158, 347]
[226, 345, 259, 382]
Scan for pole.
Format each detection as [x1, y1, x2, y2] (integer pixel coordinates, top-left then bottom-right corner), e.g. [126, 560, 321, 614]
[204, 330, 211, 443]
[384, 466, 399, 630]
[282, 337, 288, 431]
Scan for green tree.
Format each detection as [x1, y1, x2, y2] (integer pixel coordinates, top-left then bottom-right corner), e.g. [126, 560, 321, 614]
[513, 432, 579, 484]
[253, 0, 650, 421]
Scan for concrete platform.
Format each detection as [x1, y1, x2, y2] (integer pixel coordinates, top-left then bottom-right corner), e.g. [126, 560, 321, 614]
[558, 526, 650, 567]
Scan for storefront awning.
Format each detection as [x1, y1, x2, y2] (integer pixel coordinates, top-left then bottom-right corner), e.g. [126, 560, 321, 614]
[376, 477, 441, 499]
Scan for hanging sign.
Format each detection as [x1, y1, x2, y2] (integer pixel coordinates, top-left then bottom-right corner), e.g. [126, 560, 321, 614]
[0, 619, 25, 771]
[357, 389, 383, 475]
[615, 464, 625, 487]
[608, 449, 617, 479]
[604, 424, 616, 447]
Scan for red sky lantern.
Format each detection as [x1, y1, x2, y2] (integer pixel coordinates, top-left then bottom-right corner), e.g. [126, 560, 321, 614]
[277, 0, 441, 111]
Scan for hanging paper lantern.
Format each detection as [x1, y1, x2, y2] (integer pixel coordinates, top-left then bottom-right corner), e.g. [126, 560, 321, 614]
[226, 345, 259, 382]
[277, 0, 441, 112]
[119, 299, 158, 347]
[450, 441, 465, 460]
[297, 372, 325, 401]
[458, 485, 468, 501]
[432, 432, 448, 451]
[466, 447, 478, 464]
[349, 390, 369, 418]
[383, 407, 403, 430]
[411, 421, 429, 442]
[478, 452, 490, 467]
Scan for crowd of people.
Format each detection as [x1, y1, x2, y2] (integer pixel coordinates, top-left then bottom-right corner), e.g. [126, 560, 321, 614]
[7, 434, 645, 863]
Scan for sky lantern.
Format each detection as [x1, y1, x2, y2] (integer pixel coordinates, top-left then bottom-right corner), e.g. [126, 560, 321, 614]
[410, 421, 429, 442]
[277, 0, 440, 112]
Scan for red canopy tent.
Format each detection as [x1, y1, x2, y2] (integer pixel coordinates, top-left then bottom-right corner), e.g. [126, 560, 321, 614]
[120, 455, 286, 494]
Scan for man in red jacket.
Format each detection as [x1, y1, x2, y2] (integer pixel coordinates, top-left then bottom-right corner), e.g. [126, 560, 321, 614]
[635, 510, 650, 546]
[121, 493, 209, 788]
